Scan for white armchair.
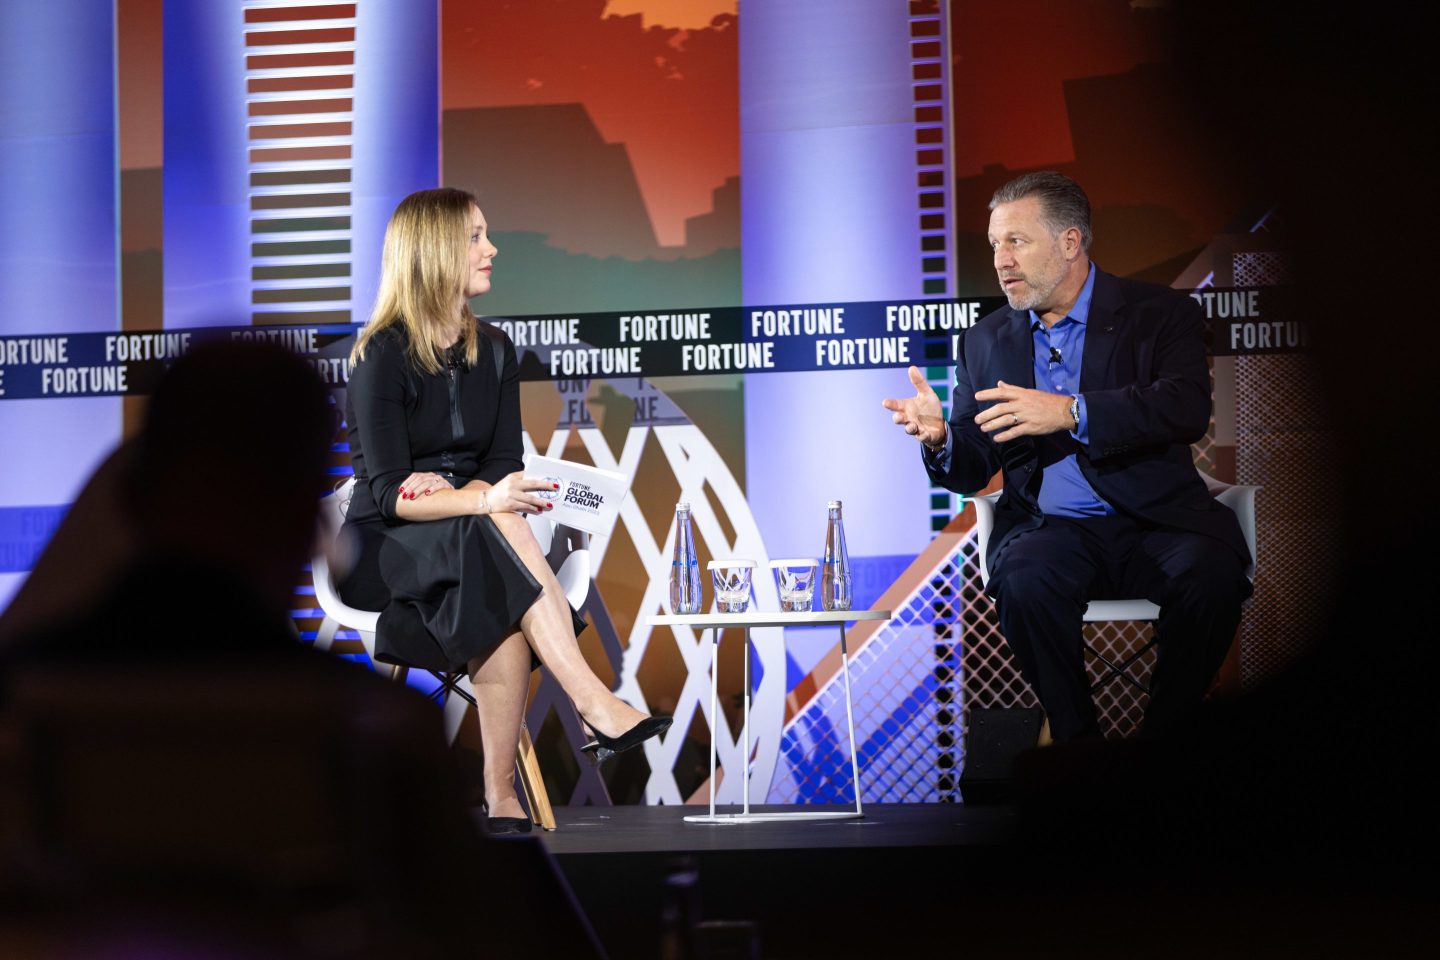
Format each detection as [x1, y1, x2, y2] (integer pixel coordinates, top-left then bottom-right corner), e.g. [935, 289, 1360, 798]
[969, 474, 1258, 620]
[967, 473, 1258, 701]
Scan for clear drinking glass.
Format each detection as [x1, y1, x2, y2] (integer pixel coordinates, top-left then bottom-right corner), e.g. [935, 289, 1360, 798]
[708, 559, 755, 613]
[770, 559, 817, 612]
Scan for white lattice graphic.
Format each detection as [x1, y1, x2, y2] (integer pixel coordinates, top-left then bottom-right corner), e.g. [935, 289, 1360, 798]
[519, 416, 783, 804]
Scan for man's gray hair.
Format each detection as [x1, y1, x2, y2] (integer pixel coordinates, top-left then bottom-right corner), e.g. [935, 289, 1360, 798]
[989, 171, 1093, 251]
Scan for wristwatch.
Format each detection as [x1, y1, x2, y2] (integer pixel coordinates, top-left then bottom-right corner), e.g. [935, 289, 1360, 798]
[1068, 395, 1081, 431]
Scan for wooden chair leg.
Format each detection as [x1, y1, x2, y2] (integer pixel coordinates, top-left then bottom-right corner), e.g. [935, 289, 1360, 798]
[515, 722, 556, 831]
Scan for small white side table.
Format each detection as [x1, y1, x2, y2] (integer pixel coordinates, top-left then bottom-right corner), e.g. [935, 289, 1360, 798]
[647, 609, 891, 824]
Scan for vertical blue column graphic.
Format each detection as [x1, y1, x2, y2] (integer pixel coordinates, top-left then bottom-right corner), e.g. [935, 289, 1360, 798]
[352, 0, 440, 321]
[740, 1, 935, 565]
[0, 0, 123, 608]
[164, 0, 250, 328]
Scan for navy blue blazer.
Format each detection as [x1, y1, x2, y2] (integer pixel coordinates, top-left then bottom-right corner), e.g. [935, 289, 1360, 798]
[925, 267, 1249, 569]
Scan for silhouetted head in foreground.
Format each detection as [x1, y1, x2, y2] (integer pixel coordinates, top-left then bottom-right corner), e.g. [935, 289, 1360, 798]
[124, 338, 336, 618]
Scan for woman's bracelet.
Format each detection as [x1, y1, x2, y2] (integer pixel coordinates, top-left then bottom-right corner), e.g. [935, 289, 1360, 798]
[478, 489, 489, 515]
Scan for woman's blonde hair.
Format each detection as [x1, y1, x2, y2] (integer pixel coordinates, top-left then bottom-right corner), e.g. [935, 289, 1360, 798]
[351, 187, 481, 374]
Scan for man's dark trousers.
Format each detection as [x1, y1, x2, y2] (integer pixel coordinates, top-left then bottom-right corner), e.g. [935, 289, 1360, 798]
[987, 513, 1249, 742]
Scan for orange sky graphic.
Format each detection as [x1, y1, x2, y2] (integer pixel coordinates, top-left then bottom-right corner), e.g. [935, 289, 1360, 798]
[443, 0, 738, 250]
[603, 0, 735, 31]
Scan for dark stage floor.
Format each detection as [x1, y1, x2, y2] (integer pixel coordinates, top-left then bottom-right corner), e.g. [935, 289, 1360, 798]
[536, 803, 1013, 959]
[512, 802, 1440, 960]
[538, 801, 1018, 855]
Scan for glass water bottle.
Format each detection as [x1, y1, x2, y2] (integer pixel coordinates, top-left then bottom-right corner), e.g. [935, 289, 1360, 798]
[669, 501, 702, 614]
[821, 500, 852, 611]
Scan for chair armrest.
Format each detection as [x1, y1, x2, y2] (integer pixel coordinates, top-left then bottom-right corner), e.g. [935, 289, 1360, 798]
[969, 493, 1001, 588]
[1212, 483, 1260, 582]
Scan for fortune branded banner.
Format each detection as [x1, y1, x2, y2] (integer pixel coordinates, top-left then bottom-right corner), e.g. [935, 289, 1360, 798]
[0, 288, 1298, 401]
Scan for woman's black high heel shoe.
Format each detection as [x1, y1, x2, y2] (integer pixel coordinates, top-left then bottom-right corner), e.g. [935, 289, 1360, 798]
[485, 816, 533, 836]
[580, 715, 672, 762]
[481, 802, 533, 836]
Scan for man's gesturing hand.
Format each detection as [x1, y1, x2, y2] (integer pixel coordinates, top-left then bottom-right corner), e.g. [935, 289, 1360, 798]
[974, 380, 1075, 443]
[881, 366, 948, 449]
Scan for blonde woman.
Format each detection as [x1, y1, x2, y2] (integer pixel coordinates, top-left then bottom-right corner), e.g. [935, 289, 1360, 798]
[339, 188, 669, 833]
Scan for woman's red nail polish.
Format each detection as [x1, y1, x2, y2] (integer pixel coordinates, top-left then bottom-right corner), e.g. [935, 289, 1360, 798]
[552, 483, 560, 489]
[546, 503, 554, 510]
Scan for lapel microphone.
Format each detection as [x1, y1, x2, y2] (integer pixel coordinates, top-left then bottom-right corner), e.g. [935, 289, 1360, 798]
[1049, 346, 1062, 365]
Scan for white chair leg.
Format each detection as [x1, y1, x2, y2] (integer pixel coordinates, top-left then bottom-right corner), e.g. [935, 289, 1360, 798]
[312, 615, 339, 652]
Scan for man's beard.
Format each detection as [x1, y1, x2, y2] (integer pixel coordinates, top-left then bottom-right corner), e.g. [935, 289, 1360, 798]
[1002, 279, 1043, 311]
[999, 247, 1064, 312]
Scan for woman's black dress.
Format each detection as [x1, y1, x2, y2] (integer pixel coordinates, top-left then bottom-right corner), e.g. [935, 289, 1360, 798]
[338, 322, 559, 672]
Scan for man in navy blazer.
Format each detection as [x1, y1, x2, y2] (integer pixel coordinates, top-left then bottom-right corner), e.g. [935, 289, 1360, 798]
[884, 172, 1250, 742]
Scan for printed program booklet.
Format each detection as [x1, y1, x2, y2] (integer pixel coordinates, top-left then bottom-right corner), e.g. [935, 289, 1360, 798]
[523, 454, 632, 538]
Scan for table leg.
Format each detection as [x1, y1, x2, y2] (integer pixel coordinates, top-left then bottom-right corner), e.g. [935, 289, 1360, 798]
[708, 626, 718, 819]
[839, 621, 863, 817]
[742, 626, 751, 815]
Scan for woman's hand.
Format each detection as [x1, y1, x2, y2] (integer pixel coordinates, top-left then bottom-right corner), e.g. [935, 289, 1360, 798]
[484, 472, 558, 516]
[397, 471, 453, 501]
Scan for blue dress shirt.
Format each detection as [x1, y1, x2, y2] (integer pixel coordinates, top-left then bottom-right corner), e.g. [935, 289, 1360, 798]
[1029, 265, 1113, 517]
[930, 264, 1114, 517]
